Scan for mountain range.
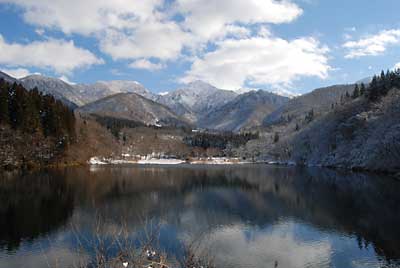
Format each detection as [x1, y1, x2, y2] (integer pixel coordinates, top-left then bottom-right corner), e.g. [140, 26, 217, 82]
[1, 69, 399, 174]
[199, 90, 289, 132]
[0, 70, 357, 132]
[78, 92, 189, 128]
[155, 80, 238, 123]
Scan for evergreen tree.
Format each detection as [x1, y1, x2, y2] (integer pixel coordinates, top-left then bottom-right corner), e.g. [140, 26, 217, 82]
[352, 84, 360, 99]
[0, 79, 76, 144]
[0, 80, 9, 124]
[273, 132, 280, 143]
[368, 75, 379, 101]
[360, 83, 366, 96]
[305, 109, 314, 123]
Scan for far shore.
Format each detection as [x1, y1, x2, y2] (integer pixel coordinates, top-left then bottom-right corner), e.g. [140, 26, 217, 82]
[88, 156, 259, 165]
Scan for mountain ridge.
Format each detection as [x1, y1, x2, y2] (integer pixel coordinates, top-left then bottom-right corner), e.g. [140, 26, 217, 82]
[78, 92, 190, 128]
[199, 90, 289, 132]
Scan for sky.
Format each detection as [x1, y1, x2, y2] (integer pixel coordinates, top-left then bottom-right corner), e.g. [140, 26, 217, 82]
[0, 0, 400, 95]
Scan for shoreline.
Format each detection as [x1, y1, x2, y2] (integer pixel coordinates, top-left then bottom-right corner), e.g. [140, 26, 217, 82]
[2, 158, 398, 179]
[88, 156, 256, 166]
[88, 157, 400, 178]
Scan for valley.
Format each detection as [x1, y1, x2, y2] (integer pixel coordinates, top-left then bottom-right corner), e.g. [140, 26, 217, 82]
[0, 70, 399, 175]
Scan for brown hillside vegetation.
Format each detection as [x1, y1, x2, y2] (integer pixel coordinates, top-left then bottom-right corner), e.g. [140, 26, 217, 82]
[62, 114, 122, 166]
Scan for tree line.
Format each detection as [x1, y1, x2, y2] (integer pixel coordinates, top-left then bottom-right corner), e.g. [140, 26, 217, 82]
[184, 131, 259, 150]
[0, 79, 76, 146]
[352, 69, 400, 101]
[92, 115, 145, 138]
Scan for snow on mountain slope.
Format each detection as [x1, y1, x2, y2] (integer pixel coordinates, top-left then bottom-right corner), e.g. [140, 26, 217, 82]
[75, 80, 156, 104]
[20, 75, 82, 107]
[78, 92, 190, 128]
[199, 90, 289, 132]
[0, 71, 18, 83]
[156, 80, 238, 123]
[19, 74, 155, 107]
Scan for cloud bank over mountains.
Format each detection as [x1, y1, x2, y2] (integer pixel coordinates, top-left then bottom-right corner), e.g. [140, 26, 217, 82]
[0, 0, 333, 91]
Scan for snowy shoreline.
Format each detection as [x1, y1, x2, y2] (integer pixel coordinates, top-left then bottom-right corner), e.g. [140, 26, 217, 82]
[88, 156, 254, 166]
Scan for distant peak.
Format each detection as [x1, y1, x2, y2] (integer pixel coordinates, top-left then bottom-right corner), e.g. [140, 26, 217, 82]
[186, 80, 215, 88]
[21, 74, 69, 83]
[22, 74, 43, 79]
[265, 89, 300, 98]
[355, 77, 372, 85]
[235, 88, 255, 94]
[97, 80, 143, 86]
[235, 87, 298, 98]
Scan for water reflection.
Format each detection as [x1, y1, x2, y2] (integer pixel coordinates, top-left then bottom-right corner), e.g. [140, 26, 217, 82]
[0, 165, 399, 268]
[0, 172, 74, 251]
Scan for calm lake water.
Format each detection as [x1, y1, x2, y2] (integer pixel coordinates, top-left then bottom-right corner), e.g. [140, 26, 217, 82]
[1, 165, 400, 268]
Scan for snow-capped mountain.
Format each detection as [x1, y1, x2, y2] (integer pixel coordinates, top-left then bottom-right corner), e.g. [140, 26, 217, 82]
[20, 75, 83, 107]
[0, 71, 17, 83]
[78, 92, 189, 128]
[263, 84, 356, 126]
[235, 87, 300, 98]
[199, 90, 289, 132]
[13, 73, 155, 107]
[75, 80, 156, 105]
[156, 80, 238, 123]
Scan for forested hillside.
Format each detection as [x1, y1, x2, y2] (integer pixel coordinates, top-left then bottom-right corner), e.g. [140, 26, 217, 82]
[241, 70, 400, 173]
[0, 79, 76, 169]
[0, 79, 75, 142]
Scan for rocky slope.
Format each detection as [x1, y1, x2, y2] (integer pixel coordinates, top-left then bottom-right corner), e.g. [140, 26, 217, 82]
[156, 80, 238, 123]
[0, 71, 17, 83]
[78, 93, 189, 128]
[283, 88, 400, 173]
[199, 90, 289, 132]
[236, 81, 400, 173]
[3, 72, 155, 107]
[264, 84, 355, 126]
[20, 75, 82, 108]
[75, 80, 155, 104]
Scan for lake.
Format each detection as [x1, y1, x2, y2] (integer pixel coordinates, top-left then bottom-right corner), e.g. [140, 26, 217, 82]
[0, 165, 400, 268]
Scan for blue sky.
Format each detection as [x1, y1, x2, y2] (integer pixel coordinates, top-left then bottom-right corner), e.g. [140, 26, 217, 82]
[0, 0, 399, 95]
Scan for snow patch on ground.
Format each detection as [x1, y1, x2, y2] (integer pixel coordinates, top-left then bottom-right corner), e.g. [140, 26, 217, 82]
[88, 157, 108, 165]
[190, 157, 249, 165]
[137, 159, 186, 165]
[89, 156, 253, 166]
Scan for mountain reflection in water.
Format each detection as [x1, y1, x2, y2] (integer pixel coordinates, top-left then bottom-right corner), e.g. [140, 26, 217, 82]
[0, 165, 399, 268]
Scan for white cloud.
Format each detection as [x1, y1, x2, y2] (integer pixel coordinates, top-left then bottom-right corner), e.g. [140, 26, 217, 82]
[181, 36, 330, 90]
[0, 0, 162, 35]
[129, 59, 165, 71]
[0, 35, 103, 74]
[0, 0, 330, 91]
[343, 29, 400, 58]
[175, 0, 302, 41]
[224, 25, 252, 39]
[0, 67, 34, 78]
[0, 0, 303, 64]
[35, 28, 45, 36]
[100, 20, 190, 61]
[394, 63, 400, 70]
[1, 0, 187, 62]
[258, 26, 272, 37]
[195, 223, 332, 268]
